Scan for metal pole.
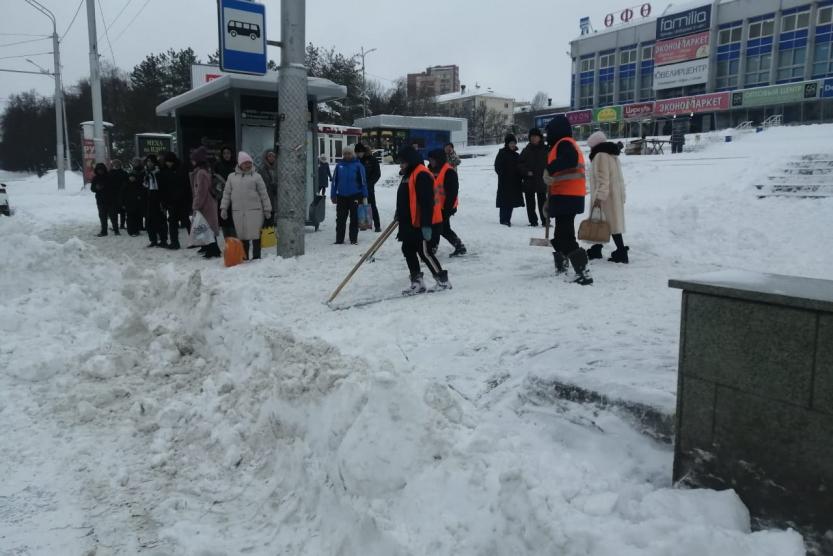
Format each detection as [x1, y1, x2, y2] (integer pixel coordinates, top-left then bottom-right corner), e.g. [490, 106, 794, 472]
[62, 95, 72, 171]
[86, 0, 106, 164]
[276, 0, 307, 257]
[23, 0, 64, 189]
[357, 47, 377, 118]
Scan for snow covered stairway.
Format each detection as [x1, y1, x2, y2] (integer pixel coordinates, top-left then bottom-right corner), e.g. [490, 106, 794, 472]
[755, 154, 833, 198]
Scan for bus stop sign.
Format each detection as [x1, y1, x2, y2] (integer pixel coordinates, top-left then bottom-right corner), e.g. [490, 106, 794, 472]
[218, 0, 267, 75]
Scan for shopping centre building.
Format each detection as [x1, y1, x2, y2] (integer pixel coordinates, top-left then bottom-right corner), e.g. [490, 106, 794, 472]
[537, 0, 833, 138]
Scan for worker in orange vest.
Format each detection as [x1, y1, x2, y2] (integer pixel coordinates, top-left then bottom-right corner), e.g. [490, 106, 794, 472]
[395, 146, 452, 295]
[544, 115, 593, 286]
[427, 149, 466, 257]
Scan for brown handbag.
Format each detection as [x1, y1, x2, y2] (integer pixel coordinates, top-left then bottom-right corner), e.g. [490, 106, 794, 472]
[578, 207, 611, 243]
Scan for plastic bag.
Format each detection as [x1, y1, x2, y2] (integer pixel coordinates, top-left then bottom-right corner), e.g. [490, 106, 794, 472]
[260, 226, 277, 249]
[357, 203, 372, 231]
[188, 211, 214, 246]
[224, 237, 245, 268]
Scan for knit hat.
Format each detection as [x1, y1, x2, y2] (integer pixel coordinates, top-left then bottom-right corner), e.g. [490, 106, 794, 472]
[354, 143, 367, 153]
[191, 147, 209, 165]
[319, 154, 328, 163]
[237, 151, 253, 165]
[529, 128, 543, 139]
[504, 133, 517, 146]
[587, 131, 608, 149]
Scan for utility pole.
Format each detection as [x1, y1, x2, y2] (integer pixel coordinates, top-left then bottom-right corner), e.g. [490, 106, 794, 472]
[23, 0, 65, 189]
[275, 0, 307, 257]
[86, 0, 106, 164]
[357, 46, 377, 118]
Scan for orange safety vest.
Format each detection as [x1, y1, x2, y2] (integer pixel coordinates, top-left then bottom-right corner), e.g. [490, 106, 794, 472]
[546, 137, 587, 197]
[434, 163, 459, 215]
[408, 164, 442, 227]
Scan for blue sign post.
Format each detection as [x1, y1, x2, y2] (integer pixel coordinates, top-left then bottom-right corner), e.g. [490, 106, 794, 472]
[218, 0, 267, 75]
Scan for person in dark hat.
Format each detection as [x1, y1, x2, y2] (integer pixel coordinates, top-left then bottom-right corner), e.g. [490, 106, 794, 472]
[544, 115, 592, 285]
[143, 154, 168, 248]
[493, 133, 524, 226]
[517, 128, 548, 227]
[355, 143, 382, 232]
[427, 148, 466, 257]
[396, 146, 451, 294]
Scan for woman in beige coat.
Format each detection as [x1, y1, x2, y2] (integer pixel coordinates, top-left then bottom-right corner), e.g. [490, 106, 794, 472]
[586, 131, 629, 263]
[220, 151, 272, 260]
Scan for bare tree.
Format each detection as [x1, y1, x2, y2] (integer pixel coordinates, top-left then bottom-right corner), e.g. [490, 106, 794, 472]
[531, 91, 549, 110]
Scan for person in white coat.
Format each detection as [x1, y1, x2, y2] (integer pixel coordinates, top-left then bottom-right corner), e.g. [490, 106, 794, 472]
[586, 131, 629, 263]
[220, 151, 272, 260]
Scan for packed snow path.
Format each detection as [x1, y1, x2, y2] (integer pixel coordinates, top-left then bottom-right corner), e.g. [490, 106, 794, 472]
[3, 125, 832, 555]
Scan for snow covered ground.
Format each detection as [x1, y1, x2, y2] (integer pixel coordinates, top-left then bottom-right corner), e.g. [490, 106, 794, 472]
[3, 124, 832, 555]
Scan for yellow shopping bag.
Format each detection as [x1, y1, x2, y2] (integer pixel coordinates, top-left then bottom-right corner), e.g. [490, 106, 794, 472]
[260, 226, 278, 249]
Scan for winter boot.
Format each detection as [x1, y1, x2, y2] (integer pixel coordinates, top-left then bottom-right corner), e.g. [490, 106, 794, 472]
[568, 248, 594, 286]
[402, 273, 427, 296]
[608, 246, 630, 264]
[587, 244, 604, 260]
[449, 243, 467, 257]
[203, 242, 221, 259]
[96, 230, 108, 237]
[429, 270, 452, 291]
[553, 252, 569, 275]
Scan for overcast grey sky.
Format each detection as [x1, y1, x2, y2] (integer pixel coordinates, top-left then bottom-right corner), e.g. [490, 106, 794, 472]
[1, 0, 653, 110]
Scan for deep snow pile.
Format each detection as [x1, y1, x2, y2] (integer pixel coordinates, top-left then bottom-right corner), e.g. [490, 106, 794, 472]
[3, 125, 831, 555]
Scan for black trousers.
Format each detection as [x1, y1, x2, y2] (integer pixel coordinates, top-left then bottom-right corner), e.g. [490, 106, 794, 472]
[524, 189, 547, 225]
[367, 183, 381, 230]
[430, 213, 462, 250]
[165, 206, 182, 247]
[499, 206, 514, 224]
[146, 192, 168, 245]
[126, 210, 143, 236]
[402, 237, 443, 279]
[97, 200, 118, 233]
[241, 239, 262, 260]
[118, 209, 127, 229]
[335, 195, 361, 243]
[551, 213, 579, 255]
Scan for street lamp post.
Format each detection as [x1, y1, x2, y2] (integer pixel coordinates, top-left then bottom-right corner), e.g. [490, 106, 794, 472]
[23, 0, 65, 190]
[356, 46, 377, 118]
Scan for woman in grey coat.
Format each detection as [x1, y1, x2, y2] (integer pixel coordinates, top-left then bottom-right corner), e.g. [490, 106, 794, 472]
[220, 151, 272, 260]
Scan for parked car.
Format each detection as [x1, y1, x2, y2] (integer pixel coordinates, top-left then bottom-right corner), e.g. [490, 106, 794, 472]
[0, 183, 10, 216]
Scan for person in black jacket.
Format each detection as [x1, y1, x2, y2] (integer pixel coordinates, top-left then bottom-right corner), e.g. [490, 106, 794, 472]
[518, 128, 548, 227]
[317, 154, 332, 194]
[355, 143, 382, 232]
[124, 163, 147, 236]
[158, 151, 189, 249]
[494, 134, 524, 226]
[91, 162, 120, 237]
[396, 146, 451, 295]
[143, 154, 168, 248]
[213, 145, 237, 236]
[427, 149, 466, 257]
[109, 159, 129, 230]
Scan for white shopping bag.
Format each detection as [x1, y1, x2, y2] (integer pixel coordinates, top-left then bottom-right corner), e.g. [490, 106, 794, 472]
[188, 211, 214, 247]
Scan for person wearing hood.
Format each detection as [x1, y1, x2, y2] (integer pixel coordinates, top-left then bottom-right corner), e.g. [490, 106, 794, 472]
[355, 143, 382, 232]
[143, 154, 168, 248]
[317, 154, 332, 194]
[221, 151, 272, 260]
[586, 131, 629, 264]
[494, 134, 524, 226]
[518, 128, 548, 227]
[90, 162, 120, 237]
[544, 115, 592, 285]
[190, 146, 221, 259]
[109, 160, 129, 230]
[330, 145, 368, 245]
[427, 149, 466, 257]
[258, 149, 278, 222]
[444, 143, 461, 171]
[396, 146, 451, 294]
[158, 151, 189, 249]
[125, 158, 146, 236]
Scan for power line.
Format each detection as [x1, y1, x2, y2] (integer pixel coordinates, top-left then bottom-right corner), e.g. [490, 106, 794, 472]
[111, 0, 152, 42]
[96, 0, 117, 66]
[100, 0, 134, 40]
[0, 36, 51, 48]
[0, 32, 50, 37]
[61, 0, 84, 40]
[0, 50, 52, 61]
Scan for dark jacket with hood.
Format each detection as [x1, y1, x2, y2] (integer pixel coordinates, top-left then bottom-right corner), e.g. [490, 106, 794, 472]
[518, 130, 548, 194]
[429, 149, 459, 214]
[124, 166, 146, 213]
[90, 163, 117, 205]
[396, 146, 435, 242]
[213, 146, 237, 181]
[360, 152, 381, 187]
[494, 137, 524, 209]
[158, 152, 190, 208]
[545, 116, 585, 217]
[318, 160, 332, 192]
[109, 166, 130, 208]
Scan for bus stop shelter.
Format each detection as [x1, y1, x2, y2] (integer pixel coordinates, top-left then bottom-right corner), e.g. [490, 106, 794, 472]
[155, 72, 346, 211]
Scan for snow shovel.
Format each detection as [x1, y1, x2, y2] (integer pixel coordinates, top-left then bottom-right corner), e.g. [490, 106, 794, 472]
[529, 206, 551, 247]
[327, 220, 399, 304]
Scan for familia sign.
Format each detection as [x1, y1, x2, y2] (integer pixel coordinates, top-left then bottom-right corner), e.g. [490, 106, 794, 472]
[732, 81, 819, 108]
[654, 31, 710, 66]
[654, 92, 730, 117]
[657, 4, 711, 41]
[654, 58, 710, 90]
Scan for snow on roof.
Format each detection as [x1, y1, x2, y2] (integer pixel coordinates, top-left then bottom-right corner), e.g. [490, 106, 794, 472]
[435, 89, 514, 103]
